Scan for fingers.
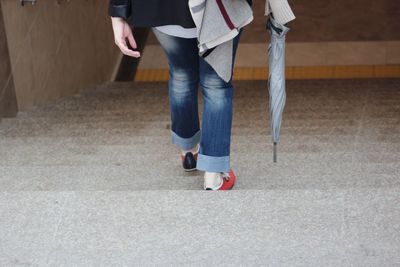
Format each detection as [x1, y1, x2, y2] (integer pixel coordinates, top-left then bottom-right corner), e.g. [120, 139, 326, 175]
[111, 19, 140, 58]
[127, 33, 137, 49]
[115, 38, 141, 58]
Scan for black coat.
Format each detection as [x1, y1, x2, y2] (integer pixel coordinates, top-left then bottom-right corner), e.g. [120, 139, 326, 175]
[109, 0, 252, 28]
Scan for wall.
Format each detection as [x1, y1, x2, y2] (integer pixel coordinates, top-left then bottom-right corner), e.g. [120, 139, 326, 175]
[0, 3, 17, 121]
[0, 0, 121, 111]
[141, 0, 400, 81]
[146, 0, 400, 44]
[240, 0, 400, 43]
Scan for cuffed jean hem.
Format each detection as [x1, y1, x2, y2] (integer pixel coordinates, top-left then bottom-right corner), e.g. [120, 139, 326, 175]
[196, 154, 230, 173]
[171, 129, 201, 150]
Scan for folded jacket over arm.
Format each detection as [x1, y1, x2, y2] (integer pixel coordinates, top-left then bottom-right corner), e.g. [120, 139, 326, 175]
[264, 0, 296, 25]
[189, 0, 253, 82]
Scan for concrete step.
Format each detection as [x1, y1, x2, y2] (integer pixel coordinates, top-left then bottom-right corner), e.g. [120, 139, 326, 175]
[0, 79, 399, 265]
[1, 189, 399, 265]
[4, 79, 399, 120]
[0, 136, 399, 163]
[0, 162, 398, 191]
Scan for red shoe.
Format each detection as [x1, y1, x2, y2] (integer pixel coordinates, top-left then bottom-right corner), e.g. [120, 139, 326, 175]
[204, 169, 236, 190]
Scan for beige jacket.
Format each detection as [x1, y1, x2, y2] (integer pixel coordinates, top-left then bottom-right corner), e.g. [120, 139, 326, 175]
[265, 0, 296, 24]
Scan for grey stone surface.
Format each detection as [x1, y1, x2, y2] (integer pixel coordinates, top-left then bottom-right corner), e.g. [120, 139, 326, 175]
[0, 79, 399, 191]
[0, 79, 399, 265]
[0, 190, 399, 266]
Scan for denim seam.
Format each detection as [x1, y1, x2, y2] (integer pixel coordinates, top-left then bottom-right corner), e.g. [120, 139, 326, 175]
[171, 129, 201, 150]
[196, 153, 230, 172]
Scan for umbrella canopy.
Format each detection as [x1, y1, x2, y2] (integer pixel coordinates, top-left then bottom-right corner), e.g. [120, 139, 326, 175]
[266, 14, 290, 162]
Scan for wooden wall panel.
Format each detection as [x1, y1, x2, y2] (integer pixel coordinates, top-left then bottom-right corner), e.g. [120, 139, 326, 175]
[0, 2, 17, 121]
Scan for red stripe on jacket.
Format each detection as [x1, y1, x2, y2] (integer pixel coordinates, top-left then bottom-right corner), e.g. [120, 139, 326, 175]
[216, 0, 235, 30]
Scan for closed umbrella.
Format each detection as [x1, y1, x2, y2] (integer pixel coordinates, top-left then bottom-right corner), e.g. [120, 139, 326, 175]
[266, 14, 290, 162]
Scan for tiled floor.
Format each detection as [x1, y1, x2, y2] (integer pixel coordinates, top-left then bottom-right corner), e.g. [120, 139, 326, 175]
[140, 35, 400, 81]
[135, 65, 400, 82]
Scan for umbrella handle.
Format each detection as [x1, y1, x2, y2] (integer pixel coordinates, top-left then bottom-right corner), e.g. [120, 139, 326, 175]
[273, 142, 278, 162]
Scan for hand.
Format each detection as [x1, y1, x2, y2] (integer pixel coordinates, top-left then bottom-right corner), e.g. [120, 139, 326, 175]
[111, 17, 141, 58]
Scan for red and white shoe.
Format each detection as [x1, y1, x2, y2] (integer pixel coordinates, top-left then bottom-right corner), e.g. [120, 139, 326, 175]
[204, 169, 236, 190]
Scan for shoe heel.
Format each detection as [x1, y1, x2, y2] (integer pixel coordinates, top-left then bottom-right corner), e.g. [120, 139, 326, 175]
[181, 152, 197, 172]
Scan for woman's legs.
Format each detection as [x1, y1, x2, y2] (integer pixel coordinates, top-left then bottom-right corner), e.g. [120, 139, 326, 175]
[152, 27, 201, 152]
[152, 26, 243, 187]
[196, 29, 243, 173]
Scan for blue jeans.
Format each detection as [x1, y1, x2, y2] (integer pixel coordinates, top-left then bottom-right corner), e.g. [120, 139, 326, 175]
[152, 27, 242, 172]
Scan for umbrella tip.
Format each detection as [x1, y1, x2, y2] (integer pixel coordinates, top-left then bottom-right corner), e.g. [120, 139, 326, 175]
[273, 142, 278, 162]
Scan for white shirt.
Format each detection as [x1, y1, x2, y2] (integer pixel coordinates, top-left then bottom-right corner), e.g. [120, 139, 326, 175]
[154, 25, 197, 39]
